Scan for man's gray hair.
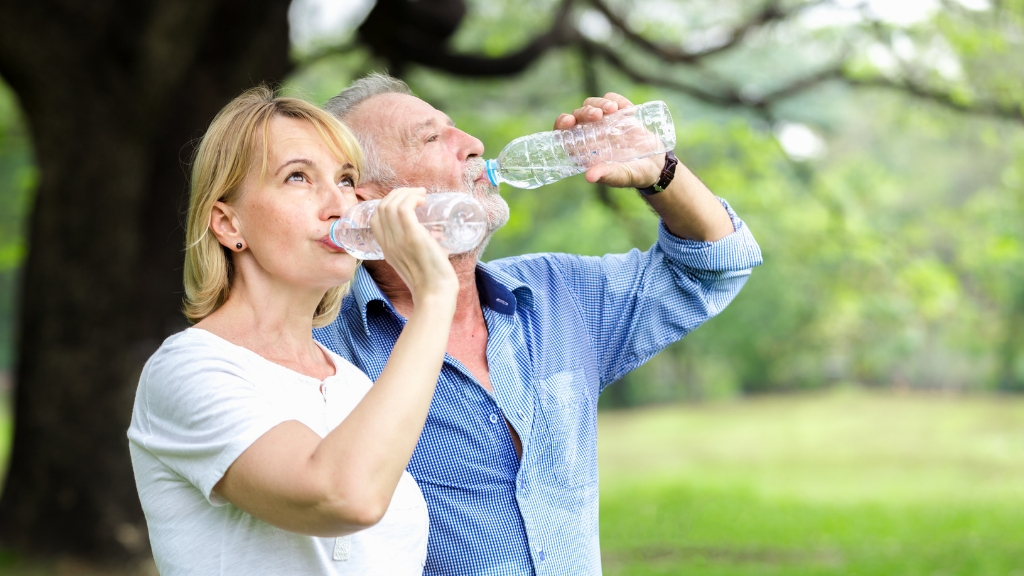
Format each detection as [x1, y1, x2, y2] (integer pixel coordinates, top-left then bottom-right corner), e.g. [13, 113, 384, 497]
[324, 73, 414, 187]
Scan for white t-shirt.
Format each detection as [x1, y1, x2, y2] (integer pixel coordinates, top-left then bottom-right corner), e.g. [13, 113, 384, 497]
[127, 328, 428, 576]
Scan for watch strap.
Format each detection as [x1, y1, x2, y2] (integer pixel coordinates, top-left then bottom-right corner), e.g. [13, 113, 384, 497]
[637, 150, 678, 197]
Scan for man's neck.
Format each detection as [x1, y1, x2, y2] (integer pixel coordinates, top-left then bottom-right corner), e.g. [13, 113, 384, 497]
[366, 252, 517, 454]
[364, 254, 481, 322]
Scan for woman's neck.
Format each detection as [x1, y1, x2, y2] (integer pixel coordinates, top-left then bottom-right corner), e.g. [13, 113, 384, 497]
[193, 268, 334, 380]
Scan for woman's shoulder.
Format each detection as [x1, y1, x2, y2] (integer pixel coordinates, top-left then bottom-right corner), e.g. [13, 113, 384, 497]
[150, 326, 249, 363]
[140, 329, 255, 392]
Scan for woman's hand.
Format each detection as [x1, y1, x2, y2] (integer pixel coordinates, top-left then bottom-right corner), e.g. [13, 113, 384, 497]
[370, 188, 459, 309]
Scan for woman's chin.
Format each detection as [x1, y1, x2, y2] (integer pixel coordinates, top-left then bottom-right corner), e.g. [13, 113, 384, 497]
[324, 259, 358, 284]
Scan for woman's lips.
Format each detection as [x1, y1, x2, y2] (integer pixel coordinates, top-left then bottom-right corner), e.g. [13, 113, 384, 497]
[319, 236, 347, 252]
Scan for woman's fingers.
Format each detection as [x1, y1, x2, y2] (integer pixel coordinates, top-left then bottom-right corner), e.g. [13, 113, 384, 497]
[373, 188, 426, 251]
[371, 189, 457, 301]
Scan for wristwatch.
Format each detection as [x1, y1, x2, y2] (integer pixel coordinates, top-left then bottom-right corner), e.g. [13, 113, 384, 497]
[637, 151, 678, 197]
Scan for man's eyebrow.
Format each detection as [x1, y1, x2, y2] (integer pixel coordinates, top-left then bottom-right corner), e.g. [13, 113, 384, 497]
[410, 115, 456, 137]
[275, 158, 315, 175]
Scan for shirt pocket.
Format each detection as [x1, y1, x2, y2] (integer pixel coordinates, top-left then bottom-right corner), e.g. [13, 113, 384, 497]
[536, 369, 598, 488]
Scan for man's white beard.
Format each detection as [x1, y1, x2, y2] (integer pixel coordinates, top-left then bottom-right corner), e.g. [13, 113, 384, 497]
[424, 158, 509, 261]
[462, 158, 510, 234]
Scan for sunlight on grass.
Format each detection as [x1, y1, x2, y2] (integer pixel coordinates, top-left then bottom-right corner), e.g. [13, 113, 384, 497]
[598, 387, 1024, 575]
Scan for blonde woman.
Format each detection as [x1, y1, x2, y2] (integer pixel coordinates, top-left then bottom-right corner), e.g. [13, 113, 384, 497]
[127, 86, 457, 575]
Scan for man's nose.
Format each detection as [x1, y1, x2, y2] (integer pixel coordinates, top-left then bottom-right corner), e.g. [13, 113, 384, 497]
[454, 128, 485, 161]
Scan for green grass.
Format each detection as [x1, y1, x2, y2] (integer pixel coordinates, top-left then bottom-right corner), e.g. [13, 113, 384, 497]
[598, 387, 1024, 575]
[2, 387, 1024, 574]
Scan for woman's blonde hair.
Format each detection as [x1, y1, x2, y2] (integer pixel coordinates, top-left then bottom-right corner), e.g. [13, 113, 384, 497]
[183, 85, 363, 328]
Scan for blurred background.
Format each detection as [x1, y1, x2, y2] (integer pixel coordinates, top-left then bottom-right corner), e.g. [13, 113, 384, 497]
[1, 0, 1023, 574]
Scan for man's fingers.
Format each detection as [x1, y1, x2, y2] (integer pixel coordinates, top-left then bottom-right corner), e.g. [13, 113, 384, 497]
[602, 92, 633, 109]
[585, 164, 611, 184]
[582, 97, 619, 111]
[556, 94, 635, 131]
[553, 113, 576, 130]
[573, 104, 606, 124]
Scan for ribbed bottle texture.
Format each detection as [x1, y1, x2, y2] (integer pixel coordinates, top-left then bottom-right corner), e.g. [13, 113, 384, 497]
[485, 101, 675, 189]
[329, 192, 487, 260]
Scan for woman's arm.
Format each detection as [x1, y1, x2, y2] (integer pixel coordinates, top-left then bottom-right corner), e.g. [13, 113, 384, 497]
[213, 188, 458, 536]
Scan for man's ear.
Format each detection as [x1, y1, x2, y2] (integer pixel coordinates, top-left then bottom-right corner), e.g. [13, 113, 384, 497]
[209, 201, 243, 250]
[355, 181, 388, 202]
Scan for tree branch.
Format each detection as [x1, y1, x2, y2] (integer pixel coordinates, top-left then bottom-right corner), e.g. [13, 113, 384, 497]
[841, 74, 1024, 124]
[355, 0, 578, 77]
[586, 0, 828, 64]
[583, 39, 742, 106]
[585, 38, 844, 109]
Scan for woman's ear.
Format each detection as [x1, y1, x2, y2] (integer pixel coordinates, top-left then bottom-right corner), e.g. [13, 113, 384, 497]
[210, 201, 244, 251]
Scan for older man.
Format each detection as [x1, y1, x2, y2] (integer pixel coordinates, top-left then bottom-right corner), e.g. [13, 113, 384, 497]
[314, 73, 762, 575]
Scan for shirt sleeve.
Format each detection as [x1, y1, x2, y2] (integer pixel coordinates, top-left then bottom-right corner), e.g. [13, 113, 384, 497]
[547, 197, 762, 388]
[127, 337, 289, 505]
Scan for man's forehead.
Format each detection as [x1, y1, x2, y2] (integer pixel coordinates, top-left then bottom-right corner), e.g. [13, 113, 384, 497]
[356, 93, 452, 138]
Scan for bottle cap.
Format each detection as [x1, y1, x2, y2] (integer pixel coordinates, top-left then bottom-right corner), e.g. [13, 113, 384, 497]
[485, 159, 500, 187]
[329, 219, 344, 249]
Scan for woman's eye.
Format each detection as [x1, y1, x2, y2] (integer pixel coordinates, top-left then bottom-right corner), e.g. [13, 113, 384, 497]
[338, 175, 355, 188]
[286, 172, 306, 183]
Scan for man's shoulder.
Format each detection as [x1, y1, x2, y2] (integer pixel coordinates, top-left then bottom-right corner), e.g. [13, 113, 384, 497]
[485, 250, 626, 287]
[485, 251, 581, 278]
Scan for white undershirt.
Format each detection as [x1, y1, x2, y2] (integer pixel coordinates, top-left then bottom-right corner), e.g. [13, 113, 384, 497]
[128, 328, 428, 575]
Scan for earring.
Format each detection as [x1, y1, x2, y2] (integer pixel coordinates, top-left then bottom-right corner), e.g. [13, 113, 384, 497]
[236, 243, 243, 250]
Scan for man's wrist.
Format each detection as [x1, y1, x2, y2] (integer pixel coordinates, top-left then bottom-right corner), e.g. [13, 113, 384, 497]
[637, 151, 678, 197]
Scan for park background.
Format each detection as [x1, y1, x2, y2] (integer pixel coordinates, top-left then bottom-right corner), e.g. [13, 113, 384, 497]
[1, 0, 1024, 573]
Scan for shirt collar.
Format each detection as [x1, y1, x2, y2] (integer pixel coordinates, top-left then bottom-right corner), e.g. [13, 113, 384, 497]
[475, 260, 533, 314]
[347, 260, 534, 335]
[349, 265, 391, 337]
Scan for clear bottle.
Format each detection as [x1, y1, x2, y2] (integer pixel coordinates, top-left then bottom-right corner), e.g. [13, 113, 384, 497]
[485, 100, 675, 189]
[329, 192, 487, 260]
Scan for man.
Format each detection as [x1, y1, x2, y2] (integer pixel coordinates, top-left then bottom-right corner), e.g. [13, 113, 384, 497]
[314, 73, 762, 575]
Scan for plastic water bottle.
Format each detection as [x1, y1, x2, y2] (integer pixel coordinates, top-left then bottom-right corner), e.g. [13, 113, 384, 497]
[485, 101, 675, 189]
[329, 192, 487, 260]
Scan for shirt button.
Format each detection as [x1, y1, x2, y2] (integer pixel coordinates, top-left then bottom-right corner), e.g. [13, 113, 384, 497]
[517, 409, 525, 420]
[489, 413, 499, 424]
[538, 549, 545, 561]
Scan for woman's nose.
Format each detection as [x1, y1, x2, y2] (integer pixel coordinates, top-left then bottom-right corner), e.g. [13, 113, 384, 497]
[324, 183, 356, 219]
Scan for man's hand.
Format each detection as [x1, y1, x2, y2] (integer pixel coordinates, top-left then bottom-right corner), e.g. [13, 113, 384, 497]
[555, 92, 735, 242]
[553, 92, 663, 189]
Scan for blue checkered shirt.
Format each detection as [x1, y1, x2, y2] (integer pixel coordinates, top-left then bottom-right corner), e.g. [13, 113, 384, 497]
[314, 199, 761, 575]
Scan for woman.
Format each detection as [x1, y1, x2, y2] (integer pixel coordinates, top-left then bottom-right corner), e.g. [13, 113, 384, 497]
[127, 86, 457, 575]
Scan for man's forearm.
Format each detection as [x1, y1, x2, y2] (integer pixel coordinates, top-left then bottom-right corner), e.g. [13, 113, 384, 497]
[643, 161, 735, 242]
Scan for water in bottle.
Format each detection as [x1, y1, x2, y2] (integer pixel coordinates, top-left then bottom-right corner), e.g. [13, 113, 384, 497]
[485, 100, 675, 189]
[329, 192, 487, 260]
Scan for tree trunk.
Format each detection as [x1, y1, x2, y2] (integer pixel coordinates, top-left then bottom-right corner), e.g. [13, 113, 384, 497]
[0, 0, 292, 563]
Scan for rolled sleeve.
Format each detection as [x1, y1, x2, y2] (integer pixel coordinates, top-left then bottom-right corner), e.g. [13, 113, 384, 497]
[656, 197, 763, 274]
